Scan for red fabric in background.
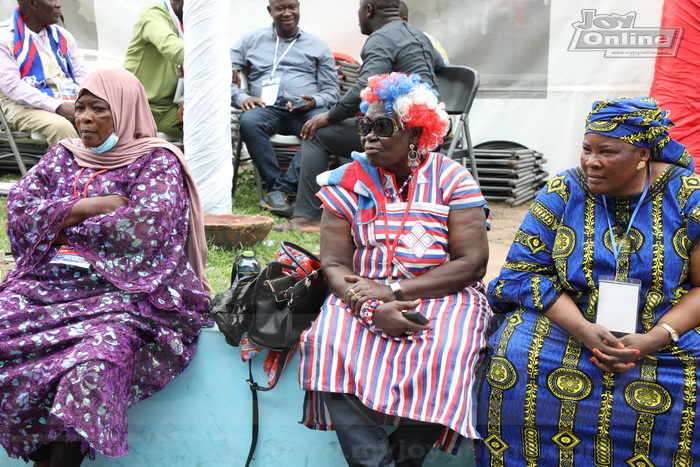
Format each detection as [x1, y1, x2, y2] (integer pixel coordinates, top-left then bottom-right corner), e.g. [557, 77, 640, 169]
[651, 0, 700, 173]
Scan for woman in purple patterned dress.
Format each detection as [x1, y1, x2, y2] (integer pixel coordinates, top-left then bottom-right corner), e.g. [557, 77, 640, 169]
[0, 68, 211, 466]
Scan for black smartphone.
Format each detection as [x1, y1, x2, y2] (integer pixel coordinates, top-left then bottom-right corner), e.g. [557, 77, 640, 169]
[402, 311, 429, 325]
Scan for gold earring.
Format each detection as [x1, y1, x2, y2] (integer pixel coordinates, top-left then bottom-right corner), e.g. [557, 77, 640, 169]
[636, 160, 646, 170]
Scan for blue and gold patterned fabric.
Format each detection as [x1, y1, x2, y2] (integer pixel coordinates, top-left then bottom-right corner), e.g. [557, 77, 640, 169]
[477, 163, 700, 465]
[585, 96, 693, 169]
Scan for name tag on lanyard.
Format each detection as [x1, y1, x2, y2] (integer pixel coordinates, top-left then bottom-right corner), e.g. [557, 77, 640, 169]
[262, 34, 297, 106]
[261, 77, 281, 106]
[596, 276, 640, 334]
[50, 245, 90, 269]
[596, 165, 649, 335]
[55, 78, 78, 104]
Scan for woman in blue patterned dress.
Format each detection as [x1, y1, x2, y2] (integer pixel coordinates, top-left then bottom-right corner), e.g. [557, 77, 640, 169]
[0, 68, 210, 466]
[298, 73, 492, 466]
[477, 97, 700, 466]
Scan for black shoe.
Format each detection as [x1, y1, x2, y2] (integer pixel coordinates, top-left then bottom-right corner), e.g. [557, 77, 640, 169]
[264, 191, 294, 218]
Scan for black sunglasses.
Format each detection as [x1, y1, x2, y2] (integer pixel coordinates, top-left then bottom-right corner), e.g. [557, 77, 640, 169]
[356, 116, 402, 138]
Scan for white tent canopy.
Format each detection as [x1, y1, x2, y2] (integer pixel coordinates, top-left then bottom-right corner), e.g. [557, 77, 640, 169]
[0, 0, 665, 184]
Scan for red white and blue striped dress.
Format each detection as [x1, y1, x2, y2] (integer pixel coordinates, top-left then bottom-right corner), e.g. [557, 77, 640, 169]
[298, 152, 492, 451]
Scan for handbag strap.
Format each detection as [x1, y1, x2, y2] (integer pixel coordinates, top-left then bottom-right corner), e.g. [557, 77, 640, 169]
[244, 347, 294, 466]
[280, 241, 321, 276]
[245, 359, 259, 467]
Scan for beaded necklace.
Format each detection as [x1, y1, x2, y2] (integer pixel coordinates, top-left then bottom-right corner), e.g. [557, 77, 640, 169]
[382, 171, 413, 202]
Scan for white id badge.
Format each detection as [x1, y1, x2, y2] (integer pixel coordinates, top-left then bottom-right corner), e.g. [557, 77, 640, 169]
[596, 276, 640, 334]
[50, 245, 90, 269]
[55, 78, 78, 104]
[261, 77, 281, 105]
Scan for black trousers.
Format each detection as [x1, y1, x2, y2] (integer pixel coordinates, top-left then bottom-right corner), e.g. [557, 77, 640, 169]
[293, 120, 360, 220]
[322, 392, 445, 467]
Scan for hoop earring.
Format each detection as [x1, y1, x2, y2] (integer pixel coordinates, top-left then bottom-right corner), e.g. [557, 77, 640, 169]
[407, 144, 419, 167]
[637, 160, 646, 171]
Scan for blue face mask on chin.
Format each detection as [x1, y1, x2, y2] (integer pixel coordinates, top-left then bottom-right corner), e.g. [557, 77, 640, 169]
[90, 132, 119, 153]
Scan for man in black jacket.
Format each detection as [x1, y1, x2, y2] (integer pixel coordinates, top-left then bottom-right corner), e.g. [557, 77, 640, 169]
[273, 0, 443, 232]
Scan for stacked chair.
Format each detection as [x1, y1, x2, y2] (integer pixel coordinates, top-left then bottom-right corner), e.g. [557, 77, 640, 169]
[470, 141, 548, 206]
[435, 66, 547, 206]
[333, 52, 361, 97]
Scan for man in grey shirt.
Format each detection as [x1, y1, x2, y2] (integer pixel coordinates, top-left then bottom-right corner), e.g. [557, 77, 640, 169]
[273, 0, 444, 232]
[231, 0, 339, 216]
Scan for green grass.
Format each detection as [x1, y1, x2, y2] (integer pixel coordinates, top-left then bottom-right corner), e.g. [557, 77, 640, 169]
[0, 164, 320, 297]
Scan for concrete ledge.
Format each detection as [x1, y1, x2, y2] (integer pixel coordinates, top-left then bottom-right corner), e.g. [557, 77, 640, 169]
[1, 327, 475, 466]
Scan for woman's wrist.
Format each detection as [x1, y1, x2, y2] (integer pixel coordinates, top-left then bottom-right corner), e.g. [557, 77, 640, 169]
[384, 281, 404, 302]
[569, 320, 598, 343]
[359, 299, 383, 327]
[388, 281, 403, 301]
[648, 325, 673, 349]
[543, 304, 592, 341]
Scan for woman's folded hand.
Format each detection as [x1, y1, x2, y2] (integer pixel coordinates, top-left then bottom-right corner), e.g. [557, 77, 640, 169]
[576, 322, 641, 373]
[343, 275, 395, 314]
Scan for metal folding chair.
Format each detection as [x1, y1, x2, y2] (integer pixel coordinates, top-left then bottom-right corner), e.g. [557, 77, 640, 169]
[0, 106, 48, 175]
[436, 65, 480, 183]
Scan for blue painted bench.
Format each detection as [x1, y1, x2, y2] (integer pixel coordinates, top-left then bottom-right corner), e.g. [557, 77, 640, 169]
[1, 327, 476, 466]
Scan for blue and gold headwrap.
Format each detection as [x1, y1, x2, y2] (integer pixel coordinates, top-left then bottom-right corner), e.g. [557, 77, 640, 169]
[585, 97, 693, 169]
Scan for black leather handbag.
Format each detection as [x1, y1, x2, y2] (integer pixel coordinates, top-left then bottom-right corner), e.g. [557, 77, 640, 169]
[210, 241, 328, 352]
[248, 241, 328, 352]
[238, 241, 328, 467]
[246, 241, 328, 352]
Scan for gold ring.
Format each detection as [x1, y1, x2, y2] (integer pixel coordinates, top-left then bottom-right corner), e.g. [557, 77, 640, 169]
[349, 288, 357, 295]
[353, 292, 362, 300]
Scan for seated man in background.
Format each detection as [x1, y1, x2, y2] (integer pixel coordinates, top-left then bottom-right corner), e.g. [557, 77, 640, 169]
[0, 0, 87, 147]
[231, 0, 339, 218]
[124, 0, 185, 140]
[274, 0, 444, 232]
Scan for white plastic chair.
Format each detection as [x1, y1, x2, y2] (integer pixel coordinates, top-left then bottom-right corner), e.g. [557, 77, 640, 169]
[78, 48, 123, 74]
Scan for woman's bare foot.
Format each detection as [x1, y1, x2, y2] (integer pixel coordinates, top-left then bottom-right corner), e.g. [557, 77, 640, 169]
[273, 217, 321, 233]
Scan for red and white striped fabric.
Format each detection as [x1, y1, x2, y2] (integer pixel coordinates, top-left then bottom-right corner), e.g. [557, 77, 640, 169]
[298, 152, 492, 452]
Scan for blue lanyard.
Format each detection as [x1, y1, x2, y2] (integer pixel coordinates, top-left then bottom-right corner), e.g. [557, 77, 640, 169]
[602, 165, 650, 273]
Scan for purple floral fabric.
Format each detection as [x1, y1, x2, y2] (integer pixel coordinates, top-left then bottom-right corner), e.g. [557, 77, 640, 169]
[0, 146, 211, 459]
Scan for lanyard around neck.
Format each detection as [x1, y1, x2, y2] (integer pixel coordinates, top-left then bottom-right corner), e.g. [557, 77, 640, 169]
[163, 1, 184, 38]
[602, 164, 650, 272]
[271, 34, 298, 79]
[73, 167, 108, 198]
[381, 168, 417, 272]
